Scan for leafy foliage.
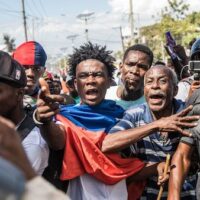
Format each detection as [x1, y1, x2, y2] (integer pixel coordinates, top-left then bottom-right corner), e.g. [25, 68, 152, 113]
[139, 1, 200, 61]
[3, 34, 16, 53]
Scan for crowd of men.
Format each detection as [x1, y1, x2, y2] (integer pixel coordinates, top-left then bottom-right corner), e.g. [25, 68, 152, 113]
[1, 37, 200, 200]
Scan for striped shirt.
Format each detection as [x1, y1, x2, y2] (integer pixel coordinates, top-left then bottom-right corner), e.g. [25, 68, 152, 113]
[109, 99, 197, 200]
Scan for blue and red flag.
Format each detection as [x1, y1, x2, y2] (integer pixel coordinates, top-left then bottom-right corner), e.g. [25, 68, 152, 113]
[56, 100, 145, 199]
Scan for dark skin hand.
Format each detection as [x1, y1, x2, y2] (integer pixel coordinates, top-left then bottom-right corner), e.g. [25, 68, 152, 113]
[35, 78, 66, 150]
[102, 105, 199, 153]
[153, 105, 199, 134]
[165, 44, 190, 80]
[36, 78, 65, 123]
[0, 116, 36, 180]
[128, 162, 169, 185]
[174, 45, 188, 66]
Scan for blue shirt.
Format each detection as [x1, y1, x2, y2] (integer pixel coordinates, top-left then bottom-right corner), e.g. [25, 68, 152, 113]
[110, 99, 196, 200]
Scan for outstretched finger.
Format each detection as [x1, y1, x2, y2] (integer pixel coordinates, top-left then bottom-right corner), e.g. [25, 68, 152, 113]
[176, 105, 193, 117]
[38, 88, 53, 103]
[38, 77, 51, 101]
[175, 121, 198, 128]
[180, 115, 200, 122]
[176, 126, 193, 137]
[39, 78, 50, 95]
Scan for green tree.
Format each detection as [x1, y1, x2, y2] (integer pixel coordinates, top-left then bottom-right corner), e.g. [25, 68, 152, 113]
[163, 0, 189, 20]
[3, 34, 16, 53]
[139, 0, 200, 60]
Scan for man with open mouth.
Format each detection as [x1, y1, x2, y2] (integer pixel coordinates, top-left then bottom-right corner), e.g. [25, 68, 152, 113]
[33, 42, 147, 200]
[106, 44, 153, 110]
[102, 65, 199, 199]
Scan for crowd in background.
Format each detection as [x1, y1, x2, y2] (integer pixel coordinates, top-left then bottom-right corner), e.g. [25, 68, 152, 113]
[1, 36, 200, 200]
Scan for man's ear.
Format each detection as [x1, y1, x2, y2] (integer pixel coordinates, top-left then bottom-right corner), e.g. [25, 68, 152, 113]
[119, 62, 123, 73]
[16, 88, 24, 101]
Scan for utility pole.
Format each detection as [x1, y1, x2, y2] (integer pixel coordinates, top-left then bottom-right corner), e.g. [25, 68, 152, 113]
[21, 0, 28, 41]
[119, 26, 125, 53]
[32, 18, 35, 40]
[113, 26, 125, 53]
[67, 34, 79, 48]
[31, 16, 39, 40]
[129, 0, 134, 44]
[77, 12, 94, 42]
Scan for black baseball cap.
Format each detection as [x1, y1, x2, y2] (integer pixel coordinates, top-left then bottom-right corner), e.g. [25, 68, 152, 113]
[0, 51, 27, 88]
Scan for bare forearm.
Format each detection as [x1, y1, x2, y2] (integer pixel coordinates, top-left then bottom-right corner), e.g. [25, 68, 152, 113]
[127, 163, 158, 183]
[102, 122, 158, 153]
[40, 122, 66, 150]
[168, 145, 192, 200]
[168, 156, 184, 200]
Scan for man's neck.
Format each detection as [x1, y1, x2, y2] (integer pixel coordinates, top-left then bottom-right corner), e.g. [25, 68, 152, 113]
[117, 86, 143, 101]
[151, 104, 173, 120]
[10, 109, 26, 126]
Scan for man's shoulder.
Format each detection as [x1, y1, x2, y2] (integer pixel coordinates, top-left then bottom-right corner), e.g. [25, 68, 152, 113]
[178, 76, 193, 87]
[126, 103, 148, 115]
[187, 88, 200, 107]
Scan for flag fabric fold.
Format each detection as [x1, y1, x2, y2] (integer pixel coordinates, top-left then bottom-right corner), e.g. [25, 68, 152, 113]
[56, 100, 145, 199]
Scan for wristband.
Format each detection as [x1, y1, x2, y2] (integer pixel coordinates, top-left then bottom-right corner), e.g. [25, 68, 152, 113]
[32, 109, 44, 126]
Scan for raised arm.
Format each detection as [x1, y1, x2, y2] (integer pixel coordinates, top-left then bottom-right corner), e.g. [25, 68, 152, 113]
[34, 78, 66, 150]
[102, 106, 198, 153]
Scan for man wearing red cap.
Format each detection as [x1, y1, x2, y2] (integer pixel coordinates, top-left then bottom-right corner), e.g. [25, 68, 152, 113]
[13, 41, 47, 107]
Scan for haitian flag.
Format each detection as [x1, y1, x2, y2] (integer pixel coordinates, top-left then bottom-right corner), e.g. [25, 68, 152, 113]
[56, 100, 145, 197]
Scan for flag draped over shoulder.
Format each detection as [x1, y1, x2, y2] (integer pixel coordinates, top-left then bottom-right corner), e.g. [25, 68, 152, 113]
[56, 100, 145, 185]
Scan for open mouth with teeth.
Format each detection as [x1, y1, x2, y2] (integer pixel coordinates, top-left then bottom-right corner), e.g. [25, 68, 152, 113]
[149, 93, 165, 104]
[86, 88, 99, 98]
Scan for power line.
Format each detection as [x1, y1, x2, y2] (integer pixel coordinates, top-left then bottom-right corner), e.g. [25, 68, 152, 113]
[26, 0, 39, 18]
[89, 37, 120, 43]
[0, 1, 16, 10]
[30, 0, 44, 19]
[112, 26, 125, 52]
[0, 8, 21, 14]
[129, 0, 134, 43]
[77, 12, 94, 42]
[39, 0, 48, 17]
[67, 34, 79, 48]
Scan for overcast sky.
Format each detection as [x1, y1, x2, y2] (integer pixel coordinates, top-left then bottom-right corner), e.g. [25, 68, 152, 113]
[1, 0, 199, 63]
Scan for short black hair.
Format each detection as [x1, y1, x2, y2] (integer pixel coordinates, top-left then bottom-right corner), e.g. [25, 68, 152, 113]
[68, 42, 116, 79]
[154, 60, 166, 66]
[123, 44, 154, 66]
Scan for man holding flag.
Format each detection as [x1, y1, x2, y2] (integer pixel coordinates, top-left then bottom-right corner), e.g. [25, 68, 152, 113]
[33, 42, 148, 199]
[34, 42, 175, 199]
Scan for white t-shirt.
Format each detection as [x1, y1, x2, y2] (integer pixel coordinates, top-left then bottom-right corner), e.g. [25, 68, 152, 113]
[175, 81, 190, 102]
[67, 174, 127, 200]
[22, 127, 49, 175]
[175, 76, 193, 102]
[56, 120, 128, 200]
